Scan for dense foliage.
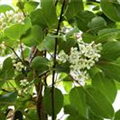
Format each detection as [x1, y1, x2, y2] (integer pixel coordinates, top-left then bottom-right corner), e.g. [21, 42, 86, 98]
[0, 0, 120, 120]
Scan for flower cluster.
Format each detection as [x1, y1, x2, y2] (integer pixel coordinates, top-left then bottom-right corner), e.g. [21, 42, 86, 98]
[58, 41, 102, 85]
[12, 59, 24, 71]
[20, 79, 29, 87]
[19, 79, 34, 94]
[0, 10, 24, 30]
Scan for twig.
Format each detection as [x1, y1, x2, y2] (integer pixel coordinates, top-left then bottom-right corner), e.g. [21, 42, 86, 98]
[51, 0, 66, 119]
[28, 47, 38, 63]
[55, 0, 59, 6]
[18, 0, 26, 17]
[5, 44, 24, 64]
[19, 39, 25, 61]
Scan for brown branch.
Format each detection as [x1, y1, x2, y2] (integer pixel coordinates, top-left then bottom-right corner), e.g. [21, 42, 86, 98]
[35, 81, 48, 120]
[51, 0, 66, 119]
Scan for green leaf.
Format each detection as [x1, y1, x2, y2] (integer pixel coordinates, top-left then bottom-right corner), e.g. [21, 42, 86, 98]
[24, 1, 39, 13]
[84, 87, 114, 119]
[0, 5, 14, 13]
[31, 25, 44, 42]
[97, 28, 120, 43]
[92, 72, 117, 103]
[4, 19, 31, 40]
[88, 16, 107, 34]
[82, 33, 97, 43]
[63, 80, 72, 93]
[66, 27, 79, 39]
[101, 0, 120, 22]
[30, 0, 58, 28]
[0, 91, 18, 103]
[58, 37, 77, 54]
[98, 61, 120, 82]
[63, 94, 70, 105]
[22, 29, 37, 47]
[30, 9, 46, 28]
[65, 0, 84, 20]
[114, 109, 120, 120]
[101, 41, 120, 61]
[69, 87, 87, 117]
[87, 108, 103, 120]
[22, 23, 42, 47]
[38, 34, 55, 52]
[66, 115, 88, 120]
[40, 0, 58, 27]
[0, 57, 14, 81]
[30, 56, 50, 75]
[43, 88, 63, 116]
[4, 24, 24, 40]
[56, 62, 70, 73]
[64, 105, 79, 116]
[26, 109, 39, 120]
[75, 10, 95, 31]
[60, 73, 73, 93]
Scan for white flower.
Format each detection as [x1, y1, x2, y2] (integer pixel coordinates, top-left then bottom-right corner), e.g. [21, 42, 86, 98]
[57, 50, 68, 63]
[72, 58, 86, 70]
[85, 59, 95, 69]
[70, 69, 89, 86]
[6, 10, 14, 18]
[13, 12, 24, 24]
[12, 59, 16, 64]
[69, 47, 81, 64]
[0, 10, 25, 30]
[79, 43, 86, 54]
[57, 34, 102, 86]
[74, 31, 83, 41]
[0, 13, 5, 20]
[58, 33, 102, 85]
[13, 61, 24, 71]
[20, 79, 29, 87]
